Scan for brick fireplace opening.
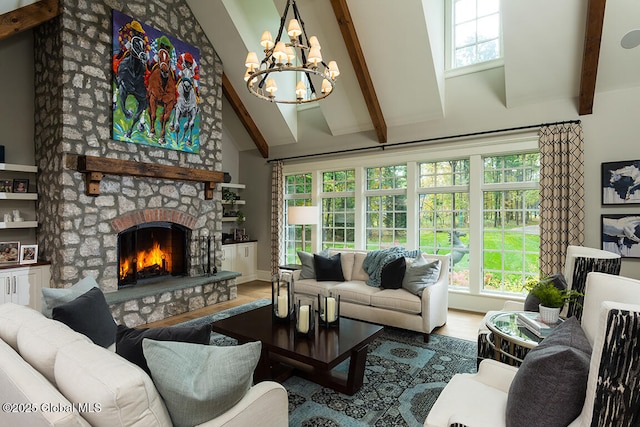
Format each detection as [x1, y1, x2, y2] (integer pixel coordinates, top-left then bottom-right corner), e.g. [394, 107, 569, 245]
[118, 222, 189, 288]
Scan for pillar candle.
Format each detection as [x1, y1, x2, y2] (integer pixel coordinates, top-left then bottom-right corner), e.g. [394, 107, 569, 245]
[277, 294, 288, 317]
[298, 305, 309, 333]
[326, 297, 336, 322]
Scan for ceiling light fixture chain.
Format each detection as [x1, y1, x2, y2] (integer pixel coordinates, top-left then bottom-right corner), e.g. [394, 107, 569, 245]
[244, 0, 340, 104]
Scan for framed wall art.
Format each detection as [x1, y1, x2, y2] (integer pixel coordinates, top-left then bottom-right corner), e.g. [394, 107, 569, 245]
[602, 160, 640, 205]
[0, 242, 19, 263]
[602, 214, 640, 257]
[12, 179, 28, 193]
[0, 180, 12, 192]
[112, 9, 201, 154]
[19, 244, 38, 264]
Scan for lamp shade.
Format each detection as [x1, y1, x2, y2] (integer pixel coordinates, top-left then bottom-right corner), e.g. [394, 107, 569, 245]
[288, 206, 319, 225]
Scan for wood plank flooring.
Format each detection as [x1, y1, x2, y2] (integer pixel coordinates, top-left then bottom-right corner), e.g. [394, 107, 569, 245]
[143, 280, 485, 342]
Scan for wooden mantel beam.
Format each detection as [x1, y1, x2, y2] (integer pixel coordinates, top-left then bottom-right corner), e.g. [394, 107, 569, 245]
[75, 155, 224, 200]
[578, 0, 606, 116]
[330, 0, 387, 144]
[0, 0, 60, 41]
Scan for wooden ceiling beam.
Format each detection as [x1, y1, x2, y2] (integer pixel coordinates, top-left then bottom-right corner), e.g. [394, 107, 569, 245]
[0, 0, 59, 41]
[329, 0, 387, 144]
[578, 0, 606, 116]
[222, 72, 269, 158]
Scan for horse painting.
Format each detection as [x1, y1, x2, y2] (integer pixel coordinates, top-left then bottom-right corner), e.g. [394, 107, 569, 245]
[114, 36, 148, 138]
[147, 48, 177, 144]
[170, 78, 199, 145]
[602, 215, 640, 255]
[608, 163, 640, 201]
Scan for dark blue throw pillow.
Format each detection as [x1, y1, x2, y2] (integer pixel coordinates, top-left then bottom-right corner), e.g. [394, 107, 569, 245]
[380, 257, 406, 289]
[314, 253, 345, 281]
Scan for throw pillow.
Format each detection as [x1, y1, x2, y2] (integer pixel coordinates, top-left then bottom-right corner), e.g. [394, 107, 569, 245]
[524, 273, 568, 312]
[142, 339, 261, 427]
[314, 253, 345, 281]
[363, 247, 406, 287]
[380, 256, 406, 289]
[116, 324, 211, 375]
[41, 276, 99, 318]
[297, 248, 330, 279]
[505, 317, 592, 427]
[52, 287, 117, 348]
[402, 256, 441, 296]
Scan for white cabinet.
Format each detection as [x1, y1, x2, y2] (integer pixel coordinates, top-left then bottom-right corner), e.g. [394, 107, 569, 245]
[0, 264, 50, 311]
[221, 242, 257, 284]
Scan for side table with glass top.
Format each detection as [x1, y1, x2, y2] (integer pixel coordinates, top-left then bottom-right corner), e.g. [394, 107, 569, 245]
[485, 312, 543, 365]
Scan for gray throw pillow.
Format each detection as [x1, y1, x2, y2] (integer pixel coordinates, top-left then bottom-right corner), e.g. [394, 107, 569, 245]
[297, 251, 316, 279]
[41, 276, 99, 318]
[505, 317, 592, 427]
[143, 339, 261, 427]
[401, 256, 441, 296]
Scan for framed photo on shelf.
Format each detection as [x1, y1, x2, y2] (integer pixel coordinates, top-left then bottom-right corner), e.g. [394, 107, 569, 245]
[602, 160, 640, 205]
[233, 228, 245, 241]
[12, 179, 28, 193]
[19, 244, 38, 264]
[0, 180, 12, 192]
[0, 242, 20, 264]
[602, 214, 640, 257]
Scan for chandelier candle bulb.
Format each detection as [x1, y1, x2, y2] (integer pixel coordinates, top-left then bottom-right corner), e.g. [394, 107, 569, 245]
[273, 41, 288, 63]
[321, 79, 332, 94]
[245, 52, 259, 69]
[266, 78, 278, 95]
[287, 19, 302, 38]
[260, 30, 274, 49]
[328, 61, 340, 78]
[308, 46, 322, 66]
[295, 81, 307, 99]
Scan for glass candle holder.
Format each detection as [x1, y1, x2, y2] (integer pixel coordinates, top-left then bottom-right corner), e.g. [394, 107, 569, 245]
[318, 293, 340, 327]
[295, 298, 315, 337]
[272, 273, 293, 322]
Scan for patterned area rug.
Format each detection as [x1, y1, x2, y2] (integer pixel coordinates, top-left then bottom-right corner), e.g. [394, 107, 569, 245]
[177, 301, 477, 427]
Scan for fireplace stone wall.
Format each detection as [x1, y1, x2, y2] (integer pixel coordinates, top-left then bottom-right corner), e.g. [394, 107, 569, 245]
[32, 0, 227, 313]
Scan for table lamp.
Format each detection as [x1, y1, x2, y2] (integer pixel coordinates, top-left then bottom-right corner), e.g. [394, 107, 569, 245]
[287, 205, 318, 254]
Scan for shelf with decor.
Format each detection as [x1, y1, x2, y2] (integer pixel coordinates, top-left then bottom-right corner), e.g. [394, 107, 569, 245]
[0, 163, 38, 229]
[220, 182, 246, 223]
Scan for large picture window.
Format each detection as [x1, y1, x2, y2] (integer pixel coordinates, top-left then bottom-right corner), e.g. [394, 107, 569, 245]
[283, 173, 312, 263]
[365, 165, 407, 250]
[321, 170, 356, 249]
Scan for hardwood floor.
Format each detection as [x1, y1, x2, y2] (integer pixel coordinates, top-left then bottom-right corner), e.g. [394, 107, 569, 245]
[143, 280, 485, 342]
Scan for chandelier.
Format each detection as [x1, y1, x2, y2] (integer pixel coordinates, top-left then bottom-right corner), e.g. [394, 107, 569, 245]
[243, 0, 340, 104]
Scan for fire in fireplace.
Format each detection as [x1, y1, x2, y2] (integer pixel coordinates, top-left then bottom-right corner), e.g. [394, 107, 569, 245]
[118, 222, 189, 287]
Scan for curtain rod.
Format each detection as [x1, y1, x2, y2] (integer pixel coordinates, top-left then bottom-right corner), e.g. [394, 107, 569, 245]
[266, 119, 581, 163]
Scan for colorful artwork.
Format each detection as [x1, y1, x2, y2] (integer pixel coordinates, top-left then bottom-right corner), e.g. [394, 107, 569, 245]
[112, 10, 201, 153]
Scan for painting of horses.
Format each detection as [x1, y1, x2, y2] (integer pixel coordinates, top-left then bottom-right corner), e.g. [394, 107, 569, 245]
[602, 214, 640, 257]
[602, 160, 640, 204]
[112, 10, 200, 153]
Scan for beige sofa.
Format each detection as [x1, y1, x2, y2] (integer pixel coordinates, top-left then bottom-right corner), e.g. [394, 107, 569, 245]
[293, 249, 450, 341]
[0, 302, 288, 427]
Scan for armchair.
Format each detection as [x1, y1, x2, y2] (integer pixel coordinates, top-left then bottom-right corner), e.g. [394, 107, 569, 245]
[426, 272, 640, 427]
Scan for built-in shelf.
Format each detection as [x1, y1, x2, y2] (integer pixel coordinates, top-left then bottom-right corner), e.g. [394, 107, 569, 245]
[221, 200, 245, 205]
[0, 193, 38, 200]
[0, 221, 38, 229]
[0, 164, 38, 173]
[219, 183, 246, 189]
[222, 217, 239, 222]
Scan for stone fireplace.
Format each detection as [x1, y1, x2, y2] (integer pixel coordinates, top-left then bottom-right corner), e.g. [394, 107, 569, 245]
[31, 0, 236, 326]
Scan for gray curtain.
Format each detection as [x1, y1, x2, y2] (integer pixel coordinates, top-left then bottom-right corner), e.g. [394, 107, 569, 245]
[539, 123, 585, 276]
[270, 161, 284, 276]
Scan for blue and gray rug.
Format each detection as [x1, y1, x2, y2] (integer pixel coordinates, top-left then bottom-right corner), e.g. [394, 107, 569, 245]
[178, 300, 477, 427]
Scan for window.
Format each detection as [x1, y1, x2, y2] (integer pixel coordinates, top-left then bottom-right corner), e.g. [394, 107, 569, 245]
[283, 173, 312, 263]
[418, 160, 470, 287]
[365, 165, 407, 250]
[450, 0, 501, 69]
[321, 170, 356, 249]
[482, 153, 540, 293]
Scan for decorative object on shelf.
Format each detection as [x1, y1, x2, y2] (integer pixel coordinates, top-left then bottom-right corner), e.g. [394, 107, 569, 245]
[601, 159, 640, 205]
[223, 172, 232, 183]
[243, 0, 339, 104]
[235, 211, 245, 226]
[0, 241, 19, 264]
[111, 9, 201, 154]
[3, 213, 11, 223]
[272, 273, 293, 322]
[233, 228, 245, 241]
[287, 206, 318, 253]
[12, 210, 22, 222]
[318, 293, 340, 327]
[0, 180, 11, 192]
[19, 244, 37, 264]
[12, 179, 28, 193]
[295, 297, 315, 337]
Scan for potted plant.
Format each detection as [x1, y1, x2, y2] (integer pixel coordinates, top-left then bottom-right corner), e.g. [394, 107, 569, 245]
[524, 278, 583, 324]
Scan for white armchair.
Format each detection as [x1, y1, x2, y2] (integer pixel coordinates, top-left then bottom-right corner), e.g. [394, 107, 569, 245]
[426, 272, 640, 427]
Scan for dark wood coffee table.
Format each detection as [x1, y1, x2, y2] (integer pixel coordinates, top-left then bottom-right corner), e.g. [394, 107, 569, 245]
[210, 304, 383, 395]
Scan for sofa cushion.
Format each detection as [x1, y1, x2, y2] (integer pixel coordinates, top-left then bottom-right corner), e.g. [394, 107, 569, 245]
[0, 339, 91, 427]
[116, 324, 211, 375]
[143, 339, 261, 427]
[380, 257, 406, 289]
[370, 288, 422, 314]
[402, 256, 441, 296]
[55, 339, 171, 427]
[332, 281, 380, 305]
[17, 316, 91, 386]
[41, 276, 99, 318]
[329, 250, 355, 281]
[294, 278, 339, 298]
[314, 253, 345, 281]
[0, 303, 46, 351]
[52, 287, 117, 348]
[505, 317, 591, 427]
[351, 252, 370, 281]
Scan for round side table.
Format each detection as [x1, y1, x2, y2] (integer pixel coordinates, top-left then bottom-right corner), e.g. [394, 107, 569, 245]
[485, 312, 542, 365]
